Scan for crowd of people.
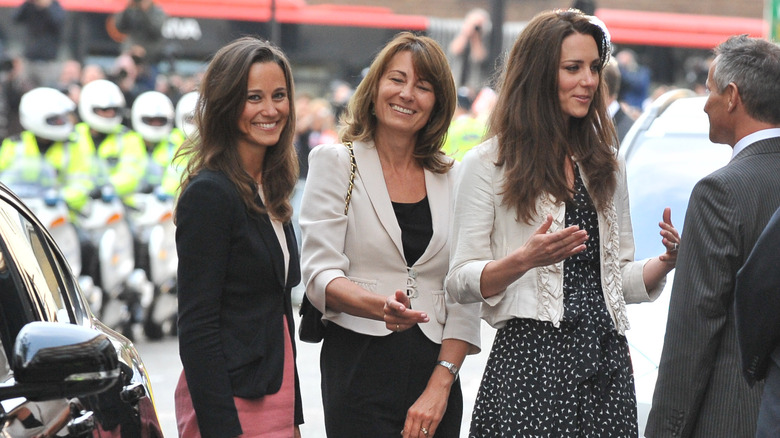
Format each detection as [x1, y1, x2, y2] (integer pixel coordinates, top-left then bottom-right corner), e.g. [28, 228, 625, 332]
[1, 3, 780, 438]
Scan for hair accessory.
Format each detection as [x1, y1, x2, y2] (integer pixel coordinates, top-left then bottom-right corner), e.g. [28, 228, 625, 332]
[587, 15, 612, 66]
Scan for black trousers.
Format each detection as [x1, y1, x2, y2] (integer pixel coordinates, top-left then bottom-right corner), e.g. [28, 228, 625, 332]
[321, 323, 462, 438]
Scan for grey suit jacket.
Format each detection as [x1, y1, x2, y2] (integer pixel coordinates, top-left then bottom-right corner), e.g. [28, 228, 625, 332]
[646, 136, 780, 437]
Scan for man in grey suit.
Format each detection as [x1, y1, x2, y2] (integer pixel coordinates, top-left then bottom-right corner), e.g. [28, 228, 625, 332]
[645, 35, 780, 437]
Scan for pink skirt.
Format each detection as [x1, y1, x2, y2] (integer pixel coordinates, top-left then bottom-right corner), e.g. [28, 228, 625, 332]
[175, 315, 296, 438]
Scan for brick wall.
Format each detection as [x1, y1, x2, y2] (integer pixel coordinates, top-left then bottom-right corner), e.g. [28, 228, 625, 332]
[308, 0, 764, 21]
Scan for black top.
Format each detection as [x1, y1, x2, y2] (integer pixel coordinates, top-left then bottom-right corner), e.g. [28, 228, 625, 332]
[391, 196, 433, 267]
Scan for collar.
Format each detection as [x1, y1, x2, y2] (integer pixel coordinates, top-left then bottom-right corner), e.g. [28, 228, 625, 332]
[732, 128, 780, 160]
[607, 100, 620, 119]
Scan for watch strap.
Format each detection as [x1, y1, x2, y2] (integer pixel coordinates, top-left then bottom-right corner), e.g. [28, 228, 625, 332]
[436, 360, 459, 379]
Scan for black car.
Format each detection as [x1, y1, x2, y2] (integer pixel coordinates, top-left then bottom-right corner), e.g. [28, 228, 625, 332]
[0, 182, 164, 437]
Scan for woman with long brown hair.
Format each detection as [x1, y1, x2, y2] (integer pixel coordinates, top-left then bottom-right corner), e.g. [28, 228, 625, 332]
[174, 36, 303, 438]
[446, 10, 679, 436]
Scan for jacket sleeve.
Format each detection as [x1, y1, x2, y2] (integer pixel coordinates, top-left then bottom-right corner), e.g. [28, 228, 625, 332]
[299, 143, 353, 315]
[176, 175, 243, 437]
[445, 143, 500, 306]
[616, 156, 664, 304]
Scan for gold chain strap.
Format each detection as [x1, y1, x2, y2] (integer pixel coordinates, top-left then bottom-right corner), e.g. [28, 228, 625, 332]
[344, 141, 357, 215]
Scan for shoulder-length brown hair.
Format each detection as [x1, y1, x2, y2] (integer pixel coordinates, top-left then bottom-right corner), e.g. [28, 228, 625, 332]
[339, 31, 456, 173]
[176, 36, 298, 222]
[489, 9, 617, 223]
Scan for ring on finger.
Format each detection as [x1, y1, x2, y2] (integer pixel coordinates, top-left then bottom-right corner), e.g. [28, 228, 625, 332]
[396, 324, 400, 332]
[421, 426, 429, 435]
[672, 242, 679, 251]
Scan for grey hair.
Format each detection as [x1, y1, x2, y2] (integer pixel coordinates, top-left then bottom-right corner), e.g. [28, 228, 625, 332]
[713, 35, 780, 124]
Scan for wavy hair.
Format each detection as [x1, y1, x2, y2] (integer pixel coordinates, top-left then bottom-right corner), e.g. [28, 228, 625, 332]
[176, 36, 298, 222]
[488, 9, 617, 223]
[339, 31, 456, 173]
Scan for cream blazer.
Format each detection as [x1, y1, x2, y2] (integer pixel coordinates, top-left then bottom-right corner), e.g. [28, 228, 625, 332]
[300, 140, 481, 352]
[445, 137, 664, 335]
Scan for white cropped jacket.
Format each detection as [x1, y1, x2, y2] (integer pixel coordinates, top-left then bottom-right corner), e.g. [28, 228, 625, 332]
[445, 138, 664, 335]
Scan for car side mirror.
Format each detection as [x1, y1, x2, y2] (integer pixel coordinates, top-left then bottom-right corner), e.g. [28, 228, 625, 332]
[0, 322, 120, 402]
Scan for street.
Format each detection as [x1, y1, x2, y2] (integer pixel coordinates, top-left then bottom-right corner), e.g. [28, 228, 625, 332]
[133, 309, 497, 438]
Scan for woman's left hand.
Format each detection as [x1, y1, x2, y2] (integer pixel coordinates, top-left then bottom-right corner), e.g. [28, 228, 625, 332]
[659, 207, 680, 264]
[384, 290, 429, 333]
[402, 384, 449, 438]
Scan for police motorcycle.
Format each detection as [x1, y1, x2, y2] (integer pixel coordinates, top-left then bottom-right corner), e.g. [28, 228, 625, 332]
[127, 91, 180, 340]
[0, 87, 103, 313]
[72, 80, 155, 340]
[73, 156, 153, 340]
[0, 157, 103, 312]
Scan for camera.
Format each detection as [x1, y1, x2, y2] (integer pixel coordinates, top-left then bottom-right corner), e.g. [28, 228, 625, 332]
[0, 57, 13, 73]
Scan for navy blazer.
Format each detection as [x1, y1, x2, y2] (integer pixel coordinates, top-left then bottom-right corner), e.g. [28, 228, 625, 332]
[735, 205, 780, 385]
[176, 169, 302, 438]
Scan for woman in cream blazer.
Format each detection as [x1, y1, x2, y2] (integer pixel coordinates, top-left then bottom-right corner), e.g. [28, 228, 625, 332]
[444, 10, 681, 437]
[300, 32, 480, 438]
[446, 138, 662, 332]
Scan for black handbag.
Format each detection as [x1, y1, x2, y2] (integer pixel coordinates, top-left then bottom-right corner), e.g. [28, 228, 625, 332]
[298, 142, 356, 343]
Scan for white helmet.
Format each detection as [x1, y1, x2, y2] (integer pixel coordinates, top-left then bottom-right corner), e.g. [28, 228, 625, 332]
[175, 91, 199, 139]
[20, 87, 75, 142]
[131, 91, 174, 143]
[78, 79, 125, 134]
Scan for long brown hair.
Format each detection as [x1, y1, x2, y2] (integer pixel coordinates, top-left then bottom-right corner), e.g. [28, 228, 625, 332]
[489, 9, 617, 223]
[339, 31, 456, 173]
[176, 36, 298, 222]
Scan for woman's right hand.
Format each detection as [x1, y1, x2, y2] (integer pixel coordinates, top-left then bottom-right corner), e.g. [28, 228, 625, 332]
[479, 214, 588, 298]
[517, 214, 588, 269]
[383, 290, 429, 333]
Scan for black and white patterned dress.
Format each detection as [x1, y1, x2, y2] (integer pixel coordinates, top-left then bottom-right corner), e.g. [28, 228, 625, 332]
[469, 165, 637, 437]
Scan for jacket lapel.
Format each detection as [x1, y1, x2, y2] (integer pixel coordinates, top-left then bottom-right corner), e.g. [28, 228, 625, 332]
[353, 141, 406, 260]
[253, 193, 285, 288]
[283, 221, 301, 289]
[414, 169, 449, 266]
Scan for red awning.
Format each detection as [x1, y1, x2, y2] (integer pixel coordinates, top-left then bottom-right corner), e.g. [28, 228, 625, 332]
[5, 0, 427, 30]
[596, 8, 766, 49]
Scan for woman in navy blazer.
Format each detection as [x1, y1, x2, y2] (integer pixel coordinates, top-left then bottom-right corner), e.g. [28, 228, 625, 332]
[173, 37, 302, 438]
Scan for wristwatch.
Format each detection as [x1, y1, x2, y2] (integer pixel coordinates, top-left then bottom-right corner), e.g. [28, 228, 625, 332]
[437, 360, 459, 379]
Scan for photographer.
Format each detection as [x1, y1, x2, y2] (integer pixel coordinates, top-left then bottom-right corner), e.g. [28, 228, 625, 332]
[448, 8, 490, 92]
[13, 0, 65, 88]
[114, 0, 167, 66]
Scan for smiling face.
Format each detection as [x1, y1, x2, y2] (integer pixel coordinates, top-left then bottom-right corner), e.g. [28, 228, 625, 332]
[237, 61, 290, 151]
[373, 50, 436, 141]
[558, 32, 601, 121]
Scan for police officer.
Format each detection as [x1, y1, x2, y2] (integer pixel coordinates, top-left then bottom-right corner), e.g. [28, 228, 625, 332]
[160, 90, 198, 198]
[131, 90, 176, 192]
[73, 79, 147, 202]
[0, 87, 95, 212]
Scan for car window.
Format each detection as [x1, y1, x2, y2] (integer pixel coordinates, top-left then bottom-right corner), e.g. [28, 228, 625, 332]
[626, 133, 732, 260]
[0, 198, 78, 329]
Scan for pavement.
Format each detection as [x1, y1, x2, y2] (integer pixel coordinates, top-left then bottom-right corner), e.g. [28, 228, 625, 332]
[137, 291, 497, 438]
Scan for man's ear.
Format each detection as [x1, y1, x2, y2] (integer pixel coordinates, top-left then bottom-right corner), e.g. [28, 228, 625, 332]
[726, 82, 740, 112]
